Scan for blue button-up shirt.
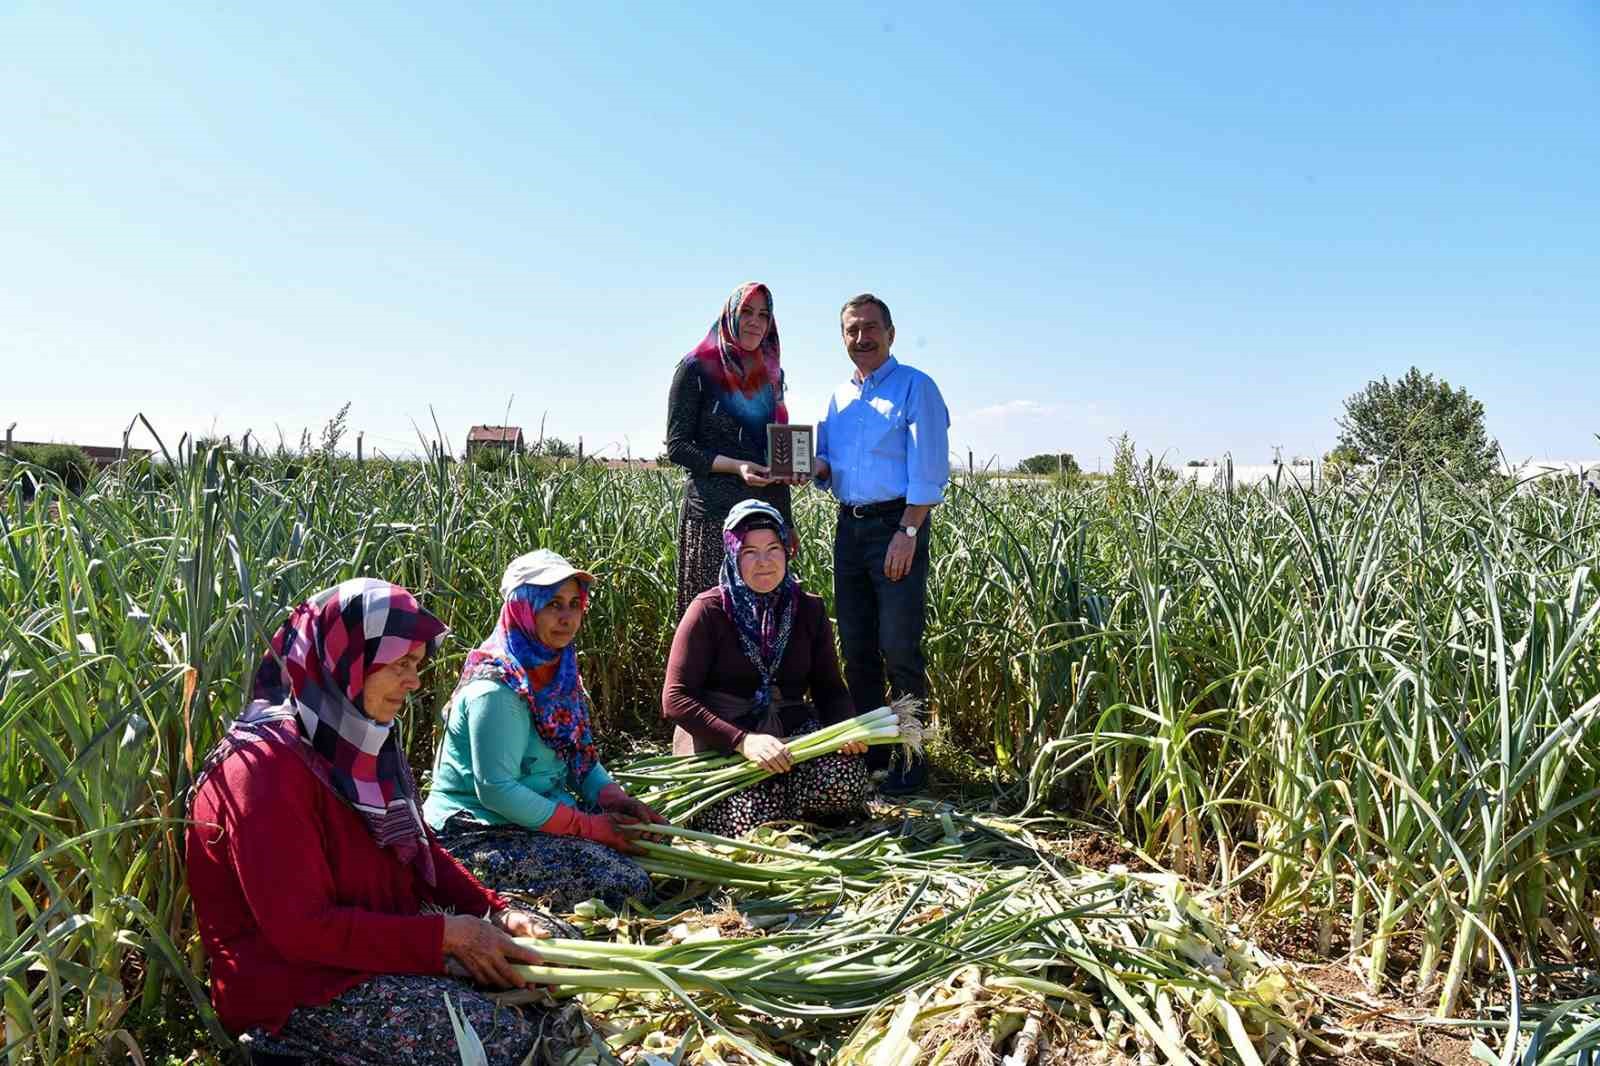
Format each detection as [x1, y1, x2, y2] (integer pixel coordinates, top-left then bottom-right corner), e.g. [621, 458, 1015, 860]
[816, 355, 951, 506]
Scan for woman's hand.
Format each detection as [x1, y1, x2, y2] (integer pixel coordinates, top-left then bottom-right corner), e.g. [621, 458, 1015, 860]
[738, 733, 794, 773]
[598, 784, 670, 826]
[736, 462, 776, 487]
[576, 811, 647, 855]
[838, 740, 869, 756]
[442, 914, 543, 989]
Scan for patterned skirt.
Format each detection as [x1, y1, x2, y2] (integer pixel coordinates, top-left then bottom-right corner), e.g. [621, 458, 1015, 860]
[436, 814, 653, 911]
[242, 972, 570, 1066]
[692, 718, 872, 838]
[676, 510, 726, 618]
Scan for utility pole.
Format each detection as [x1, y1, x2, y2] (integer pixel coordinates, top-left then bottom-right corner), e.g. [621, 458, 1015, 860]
[356, 432, 364, 469]
[968, 449, 973, 477]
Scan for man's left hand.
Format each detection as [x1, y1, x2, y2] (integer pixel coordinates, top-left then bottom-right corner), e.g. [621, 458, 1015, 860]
[884, 531, 916, 582]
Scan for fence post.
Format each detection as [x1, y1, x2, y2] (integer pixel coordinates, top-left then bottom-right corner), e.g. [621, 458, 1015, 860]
[5, 422, 14, 455]
[357, 432, 364, 469]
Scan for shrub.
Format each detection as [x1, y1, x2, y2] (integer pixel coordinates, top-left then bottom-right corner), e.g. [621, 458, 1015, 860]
[12, 443, 96, 491]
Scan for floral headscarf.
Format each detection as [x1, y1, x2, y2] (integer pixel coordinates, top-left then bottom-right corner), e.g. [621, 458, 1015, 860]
[682, 281, 788, 442]
[719, 500, 800, 712]
[456, 570, 599, 787]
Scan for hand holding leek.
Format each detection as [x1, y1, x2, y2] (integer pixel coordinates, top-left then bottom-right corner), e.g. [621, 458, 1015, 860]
[442, 914, 544, 990]
[620, 700, 924, 824]
[737, 732, 793, 772]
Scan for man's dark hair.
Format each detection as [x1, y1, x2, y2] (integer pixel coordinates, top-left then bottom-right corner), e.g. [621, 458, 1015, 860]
[840, 293, 893, 332]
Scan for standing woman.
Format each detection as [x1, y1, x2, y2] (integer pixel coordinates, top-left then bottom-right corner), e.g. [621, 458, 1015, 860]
[666, 281, 793, 617]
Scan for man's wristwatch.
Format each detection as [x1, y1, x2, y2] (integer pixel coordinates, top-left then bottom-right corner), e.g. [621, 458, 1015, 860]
[899, 524, 919, 538]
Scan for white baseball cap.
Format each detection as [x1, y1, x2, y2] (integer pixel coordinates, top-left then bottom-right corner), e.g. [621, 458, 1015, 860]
[499, 549, 595, 601]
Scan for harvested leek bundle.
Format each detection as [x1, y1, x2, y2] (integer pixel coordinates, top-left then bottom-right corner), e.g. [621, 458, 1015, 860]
[616, 698, 924, 824]
[529, 808, 1324, 1065]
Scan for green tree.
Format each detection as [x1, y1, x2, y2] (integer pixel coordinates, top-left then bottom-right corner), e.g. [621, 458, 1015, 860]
[1336, 367, 1498, 482]
[10, 443, 96, 491]
[1016, 452, 1080, 477]
[535, 437, 576, 460]
[470, 446, 509, 474]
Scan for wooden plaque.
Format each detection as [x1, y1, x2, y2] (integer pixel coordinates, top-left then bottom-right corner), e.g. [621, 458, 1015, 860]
[767, 423, 814, 479]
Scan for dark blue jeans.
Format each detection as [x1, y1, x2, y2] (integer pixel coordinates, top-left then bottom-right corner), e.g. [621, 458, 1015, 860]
[833, 511, 931, 776]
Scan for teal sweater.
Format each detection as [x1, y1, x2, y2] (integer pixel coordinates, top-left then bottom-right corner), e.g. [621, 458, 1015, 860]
[423, 679, 615, 831]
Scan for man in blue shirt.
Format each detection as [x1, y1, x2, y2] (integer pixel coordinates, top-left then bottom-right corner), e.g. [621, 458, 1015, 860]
[814, 293, 950, 793]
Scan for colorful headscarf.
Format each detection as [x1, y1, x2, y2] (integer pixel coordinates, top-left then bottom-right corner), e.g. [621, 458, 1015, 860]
[682, 281, 788, 442]
[719, 500, 800, 712]
[198, 579, 448, 885]
[456, 574, 600, 787]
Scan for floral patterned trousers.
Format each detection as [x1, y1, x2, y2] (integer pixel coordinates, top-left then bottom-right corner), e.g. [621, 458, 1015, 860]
[436, 813, 653, 911]
[241, 973, 566, 1066]
[693, 718, 872, 838]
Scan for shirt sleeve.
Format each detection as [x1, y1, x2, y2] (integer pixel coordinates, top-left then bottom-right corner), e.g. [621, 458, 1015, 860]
[904, 373, 951, 505]
[578, 761, 615, 806]
[665, 360, 716, 478]
[813, 393, 834, 492]
[461, 686, 561, 829]
[662, 598, 747, 752]
[222, 751, 446, 976]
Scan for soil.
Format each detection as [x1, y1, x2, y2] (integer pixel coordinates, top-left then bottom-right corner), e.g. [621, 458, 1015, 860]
[1056, 830, 1154, 872]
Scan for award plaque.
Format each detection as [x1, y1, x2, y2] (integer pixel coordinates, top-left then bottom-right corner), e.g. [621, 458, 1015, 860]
[767, 423, 814, 480]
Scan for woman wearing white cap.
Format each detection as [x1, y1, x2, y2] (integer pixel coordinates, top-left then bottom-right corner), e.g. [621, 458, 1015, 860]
[661, 500, 871, 836]
[424, 550, 666, 909]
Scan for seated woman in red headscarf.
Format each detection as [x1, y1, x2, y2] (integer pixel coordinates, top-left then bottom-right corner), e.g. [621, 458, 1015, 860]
[662, 500, 872, 837]
[186, 578, 563, 1066]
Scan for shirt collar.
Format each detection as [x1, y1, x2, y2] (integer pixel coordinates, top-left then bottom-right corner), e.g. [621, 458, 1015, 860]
[852, 354, 899, 389]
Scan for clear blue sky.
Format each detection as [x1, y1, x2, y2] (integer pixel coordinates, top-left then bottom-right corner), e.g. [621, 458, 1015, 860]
[3, 2, 1596, 469]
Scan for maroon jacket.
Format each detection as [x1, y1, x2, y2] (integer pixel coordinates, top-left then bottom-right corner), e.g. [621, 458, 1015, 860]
[663, 588, 855, 752]
[187, 737, 506, 1035]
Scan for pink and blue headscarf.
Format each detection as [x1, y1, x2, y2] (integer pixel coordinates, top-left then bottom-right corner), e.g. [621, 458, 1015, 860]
[719, 500, 800, 712]
[682, 281, 788, 442]
[199, 579, 448, 884]
[456, 571, 600, 787]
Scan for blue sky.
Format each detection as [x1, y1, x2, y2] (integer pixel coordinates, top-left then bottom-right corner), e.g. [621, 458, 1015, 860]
[2, 2, 1596, 470]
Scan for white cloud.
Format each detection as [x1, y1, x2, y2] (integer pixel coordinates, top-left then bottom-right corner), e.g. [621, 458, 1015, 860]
[962, 399, 1069, 422]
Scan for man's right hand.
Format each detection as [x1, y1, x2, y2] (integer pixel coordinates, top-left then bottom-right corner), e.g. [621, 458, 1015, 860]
[811, 459, 832, 484]
[737, 732, 794, 773]
[442, 914, 543, 989]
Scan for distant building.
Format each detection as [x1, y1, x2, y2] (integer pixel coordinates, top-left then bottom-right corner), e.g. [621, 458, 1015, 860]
[466, 425, 525, 456]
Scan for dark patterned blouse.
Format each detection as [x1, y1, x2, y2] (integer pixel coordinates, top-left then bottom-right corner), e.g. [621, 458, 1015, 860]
[665, 359, 793, 525]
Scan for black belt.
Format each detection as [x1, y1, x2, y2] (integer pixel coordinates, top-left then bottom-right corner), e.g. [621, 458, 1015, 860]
[840, 498, 906, 519]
